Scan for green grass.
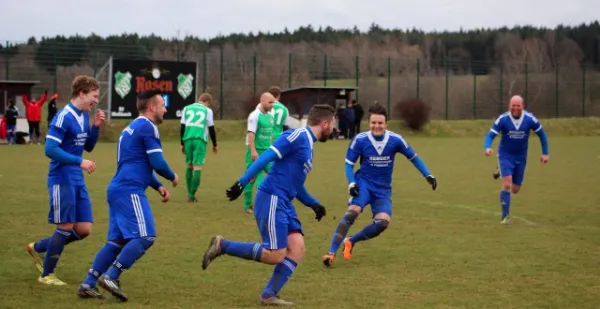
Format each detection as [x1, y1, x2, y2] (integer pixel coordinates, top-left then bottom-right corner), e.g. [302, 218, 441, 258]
[1, 137, 600, 309]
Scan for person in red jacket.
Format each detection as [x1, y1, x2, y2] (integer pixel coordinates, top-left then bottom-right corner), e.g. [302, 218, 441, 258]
[23, 90, 48, 144]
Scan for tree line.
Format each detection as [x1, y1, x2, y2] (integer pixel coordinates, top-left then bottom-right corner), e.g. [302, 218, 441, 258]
[1, 21, 599, 76]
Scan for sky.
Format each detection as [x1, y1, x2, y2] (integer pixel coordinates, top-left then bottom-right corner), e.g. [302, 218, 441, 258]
[0, 0, 597, 42]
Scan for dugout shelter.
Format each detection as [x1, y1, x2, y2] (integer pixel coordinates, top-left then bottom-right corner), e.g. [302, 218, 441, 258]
[280, 86, 358, 127]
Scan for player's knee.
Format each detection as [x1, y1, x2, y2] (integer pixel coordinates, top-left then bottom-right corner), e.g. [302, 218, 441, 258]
[74, 224, 92, 238]
[343, 209, 359, 225]
[139, 236, 156, 250]
[263, 249, 287, 264]
[512, 186, 521, 194]
[193, 165, 202, 171]
[374, 219, 389, 234]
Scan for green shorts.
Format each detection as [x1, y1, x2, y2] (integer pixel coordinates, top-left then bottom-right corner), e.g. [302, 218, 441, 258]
[184, 139, 207, 166]
[245, 147, 272, 171]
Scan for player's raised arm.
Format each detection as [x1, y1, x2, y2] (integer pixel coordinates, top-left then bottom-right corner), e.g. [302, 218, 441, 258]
[45, 117, 84, 166]
[84, 109, 105, 152]
[395, 134, 437, 190]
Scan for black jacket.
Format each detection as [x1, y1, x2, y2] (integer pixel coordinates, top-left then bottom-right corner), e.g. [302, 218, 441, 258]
[48, 99, 58, 121]
[5, 106, 19, 125]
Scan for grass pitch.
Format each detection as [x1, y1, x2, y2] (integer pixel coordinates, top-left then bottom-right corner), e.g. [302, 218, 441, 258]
[1, 137, 599, 309]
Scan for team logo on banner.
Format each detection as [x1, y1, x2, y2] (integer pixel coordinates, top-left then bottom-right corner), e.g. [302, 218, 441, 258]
[177, 73, 194, 99]
[114, 71, 132, 99]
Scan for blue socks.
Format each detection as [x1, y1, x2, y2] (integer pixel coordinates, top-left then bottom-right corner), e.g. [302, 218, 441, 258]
[349, 219, 389, 244]
[221, 239, 263, 261]
[34, 230, 82, 253]
[105, 237, 155, 280]
[83, 241, 124, 288]
[500, 190, 511, 219]
[261, 257, 298, 299]
[41, 228, 71, 277]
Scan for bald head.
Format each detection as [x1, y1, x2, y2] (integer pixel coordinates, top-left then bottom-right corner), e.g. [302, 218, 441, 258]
[259, 92, 275, 113]
[508, 95, 524, 118]
[510, 95, 524, 105]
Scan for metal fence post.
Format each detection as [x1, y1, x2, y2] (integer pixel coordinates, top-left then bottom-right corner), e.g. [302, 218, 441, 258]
[323, 54, 328, 87]
[354, 55, 359, 101]
[219, 46, 224, 120]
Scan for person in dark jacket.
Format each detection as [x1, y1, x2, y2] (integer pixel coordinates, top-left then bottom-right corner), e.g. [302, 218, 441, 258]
[336, 103, 348, 139]
[5, 100, 19, 145]
[344, 101, 356, 139]
[351, 100, 364, 134]
[47, 93, 59, 128]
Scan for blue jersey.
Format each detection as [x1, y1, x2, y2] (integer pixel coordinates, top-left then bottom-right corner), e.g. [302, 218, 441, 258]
[489, 111, 543, 158]
[258, 127, 316, 202]
[46, 103, 97, 185]
[346, 131, 416, 189]
[107, 116, 164, 199]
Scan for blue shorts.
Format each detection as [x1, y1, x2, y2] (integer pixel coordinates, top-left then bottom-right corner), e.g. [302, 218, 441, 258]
[107, 193, 156, 241]
[7, 124, 16, 132]
[348, 179, 393, 217]
[47, 184, 93, 224]
[254, 189, 303, 250]
[498, 156, 527, 186]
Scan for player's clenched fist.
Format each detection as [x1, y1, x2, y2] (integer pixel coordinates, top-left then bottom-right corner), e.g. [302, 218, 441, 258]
[80, 159, 96, 173]
[348, 182, 360, 197]
[93, 109, 106, 126]
[158, 186, 170, 202]
[540, 154, 549, 164]
[426, 175, 437, 190]
[311, 203, 326, 221]
[226, 181, 244, 201]
[484, 148, 494, 156]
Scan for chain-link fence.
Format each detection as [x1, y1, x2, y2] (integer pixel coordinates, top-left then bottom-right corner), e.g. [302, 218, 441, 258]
[2, 40, 599, 120]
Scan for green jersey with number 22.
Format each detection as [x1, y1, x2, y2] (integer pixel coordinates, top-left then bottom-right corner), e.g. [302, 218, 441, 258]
[180, 103, 214, 142]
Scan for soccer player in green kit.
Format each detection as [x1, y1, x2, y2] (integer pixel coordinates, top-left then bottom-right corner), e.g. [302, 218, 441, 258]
[180, 93, 218, 203]
[267, 86, 292, 140]
[243, 92, 275, 213]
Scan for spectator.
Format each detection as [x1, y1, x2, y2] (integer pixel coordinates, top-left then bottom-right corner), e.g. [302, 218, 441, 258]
[351, 99, 364, 134]
[47, 93, 59, 128]
[5, 99, 19, 145]
[22, 90, 47, 144]
[344, 101, 356, 139]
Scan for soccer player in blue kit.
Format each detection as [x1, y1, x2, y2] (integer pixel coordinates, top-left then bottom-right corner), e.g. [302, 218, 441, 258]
[26, 75, 105, 286]
[484, 95, 549, 224]
[323, 104, 437, 267]
[77, 90, 178, 301]
[201, 104, 336, 306]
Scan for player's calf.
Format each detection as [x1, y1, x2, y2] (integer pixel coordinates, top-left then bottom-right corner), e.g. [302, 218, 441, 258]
[325, 209, 359, 266]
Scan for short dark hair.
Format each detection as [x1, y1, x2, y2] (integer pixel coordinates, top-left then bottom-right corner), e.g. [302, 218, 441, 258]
[137, 90, 162, 112]
[306, 104, 336, 126]
[267, 86, 281, 98]
[368, 103, 388, 121]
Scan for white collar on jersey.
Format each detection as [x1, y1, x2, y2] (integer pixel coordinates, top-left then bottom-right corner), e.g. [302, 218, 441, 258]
[64, 105, 84, 131]
[367, 130, 390, 156]
[508, 113, 523, 130]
